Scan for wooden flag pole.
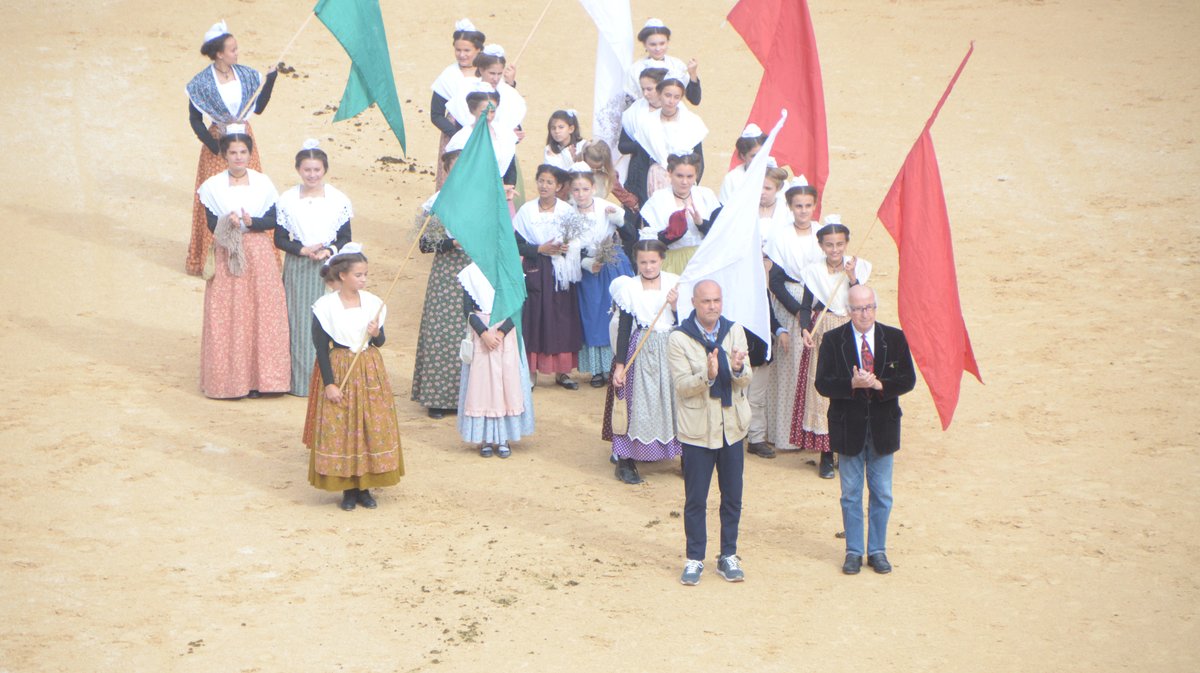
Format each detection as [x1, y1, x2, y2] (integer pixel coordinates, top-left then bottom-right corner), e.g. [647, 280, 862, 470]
[337, 213, 436, 388]
[621, 297, 672, 372]
[511, 0, 556, 67]
[235, 12, 317, 122]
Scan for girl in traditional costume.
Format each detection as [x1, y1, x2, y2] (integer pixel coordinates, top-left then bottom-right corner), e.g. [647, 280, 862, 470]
[608, 239, 681, 484]
[513, 165, 583, 389]
[185, 20, 279, 276]
[456, 263, 535, 459]
[445, 44, 525, 141]
[412, 150, 470, 419]
[304, 245, 404, 510]
[788, 218, 872, 477]
[543, 109, 585, 170]
[274, 140, 353, 397]
[622, 78, 708, 200]
[624, 19, 701, 105]
[618, 66, 668, 209]
[445, 86, 519, 186]
[430, 19, 485, 187]
[196, 130, 290, 399]
[569, 163, 635, 388]
[640, 153, 720, 275]
[718, 124, 768, 204]
[764, 182, 825, 456]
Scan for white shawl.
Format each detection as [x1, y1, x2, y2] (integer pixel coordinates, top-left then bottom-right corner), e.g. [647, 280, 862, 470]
[445, 121, 518, 180]
[576, 197, 625, 268]
[609, 272, 680, 331]
[457, 263, 495, 314]
[311, 290, 387, 353]
[276, 183, 353, 247]
[446, 79, 527, 131]
[800, 258, 874, 317]
[197, 169, 278, 220]
[513, 199, 579, 289]
[640, 186, 720, 249]
[628, 105, 707, 168]
[624, 54, 690, 99]
[431, 63, 470, 100]
[765, 222, 824, 281]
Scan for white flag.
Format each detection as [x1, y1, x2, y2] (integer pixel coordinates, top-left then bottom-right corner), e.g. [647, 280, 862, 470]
[578, 0, 632, 153]
[677, 110, 789, 359]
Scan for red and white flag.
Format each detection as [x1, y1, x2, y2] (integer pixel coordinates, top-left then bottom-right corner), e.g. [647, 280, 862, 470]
[878, 43, 983, 430]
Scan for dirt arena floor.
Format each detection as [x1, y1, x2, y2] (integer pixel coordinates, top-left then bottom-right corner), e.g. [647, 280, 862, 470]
[1, 0, 1197, 671]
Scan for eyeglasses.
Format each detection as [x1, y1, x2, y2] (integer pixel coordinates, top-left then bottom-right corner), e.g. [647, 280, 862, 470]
[848, 304, 877, 313]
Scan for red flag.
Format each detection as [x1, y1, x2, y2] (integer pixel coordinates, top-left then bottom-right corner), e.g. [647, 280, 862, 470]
[727, 0, 828, 208]
[878, 43, 982, 430]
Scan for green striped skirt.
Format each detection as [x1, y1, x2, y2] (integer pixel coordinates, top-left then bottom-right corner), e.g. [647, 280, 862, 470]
[283, 254, 328, 397]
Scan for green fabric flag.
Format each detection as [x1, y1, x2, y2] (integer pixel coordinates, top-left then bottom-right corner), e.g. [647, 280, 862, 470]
[430, 117, 526, 329]
[314, 0, 406, 152]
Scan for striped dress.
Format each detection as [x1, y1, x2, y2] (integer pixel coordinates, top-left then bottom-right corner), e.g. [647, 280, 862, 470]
[275, 184, 353, 397]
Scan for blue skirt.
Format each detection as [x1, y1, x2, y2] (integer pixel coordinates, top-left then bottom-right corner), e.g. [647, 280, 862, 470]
[577, 250, 633, 347]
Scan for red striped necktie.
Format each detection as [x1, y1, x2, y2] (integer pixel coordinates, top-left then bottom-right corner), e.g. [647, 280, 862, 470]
[861, 334, 874, 373]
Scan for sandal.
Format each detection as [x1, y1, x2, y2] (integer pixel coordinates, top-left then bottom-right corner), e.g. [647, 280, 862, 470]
[497, 444, 512, 459]
[479, 444, 494, 458]
[589, 374, 606, 388]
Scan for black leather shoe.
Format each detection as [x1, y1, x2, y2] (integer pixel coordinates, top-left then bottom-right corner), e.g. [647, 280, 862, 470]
[357, 489, 378, 509]
[819, 451, 835, 479]
[339, 489, 357, 511]
[747, 442, 776, 459]
[615, 458, 644, 485]
[842, 554, 863, 575]
[428, 408, 446, 419]
[590, 374, 606, 388]
[867, 553, 892, 574]
[556, 374, 579, 390]
[247, 390, 262, 399]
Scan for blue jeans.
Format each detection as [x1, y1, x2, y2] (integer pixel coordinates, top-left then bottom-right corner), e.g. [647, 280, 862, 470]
[682, 440, 744, 561]
[838, 428, 894, 557]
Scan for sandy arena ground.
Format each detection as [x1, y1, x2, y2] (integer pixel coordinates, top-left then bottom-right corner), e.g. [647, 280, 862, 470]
[1, 0, 1197, 671]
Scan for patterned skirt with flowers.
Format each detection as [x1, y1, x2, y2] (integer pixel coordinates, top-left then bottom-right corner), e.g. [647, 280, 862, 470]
[304, 346, 404, 491]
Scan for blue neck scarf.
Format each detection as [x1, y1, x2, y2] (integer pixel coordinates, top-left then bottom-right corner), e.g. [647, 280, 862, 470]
[676, 310, 734, 407]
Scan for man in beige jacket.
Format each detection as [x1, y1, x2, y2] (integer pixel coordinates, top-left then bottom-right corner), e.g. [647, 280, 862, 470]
[667, 280, 753, 586]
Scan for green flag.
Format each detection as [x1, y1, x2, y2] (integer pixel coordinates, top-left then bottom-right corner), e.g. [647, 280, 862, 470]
[314, 0, 406, 151]
[430, 117, 526, 329]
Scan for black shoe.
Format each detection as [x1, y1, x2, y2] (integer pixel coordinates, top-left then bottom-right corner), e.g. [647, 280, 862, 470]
[247, 390, 262, 399]
[589, 374, 606, 388]
[867, 553, 892, 574]
[842, 554, 863, 575]
[609, 453, 619, 465]
[339, 489, 358, 511]
[819, 451, 835, 479]
[615, 458, 644, 485]
[357, 489, 378, 509]
[556, 374, 579, 390]
[747, 442, 776, 459]
[428, 408, 446, 419]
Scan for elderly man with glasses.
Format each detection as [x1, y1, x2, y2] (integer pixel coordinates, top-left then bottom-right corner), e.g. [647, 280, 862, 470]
[814, 285, 916, 575]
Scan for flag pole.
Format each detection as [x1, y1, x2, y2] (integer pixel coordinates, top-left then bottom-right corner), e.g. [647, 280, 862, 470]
[235, 12, 317, 122]
[622, 299, 672, 372]
[511, 0, 556, 67]
[336, 212, 436, 389]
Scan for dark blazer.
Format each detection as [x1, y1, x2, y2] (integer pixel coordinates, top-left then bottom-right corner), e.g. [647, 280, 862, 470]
[814, 321, 917, 456]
